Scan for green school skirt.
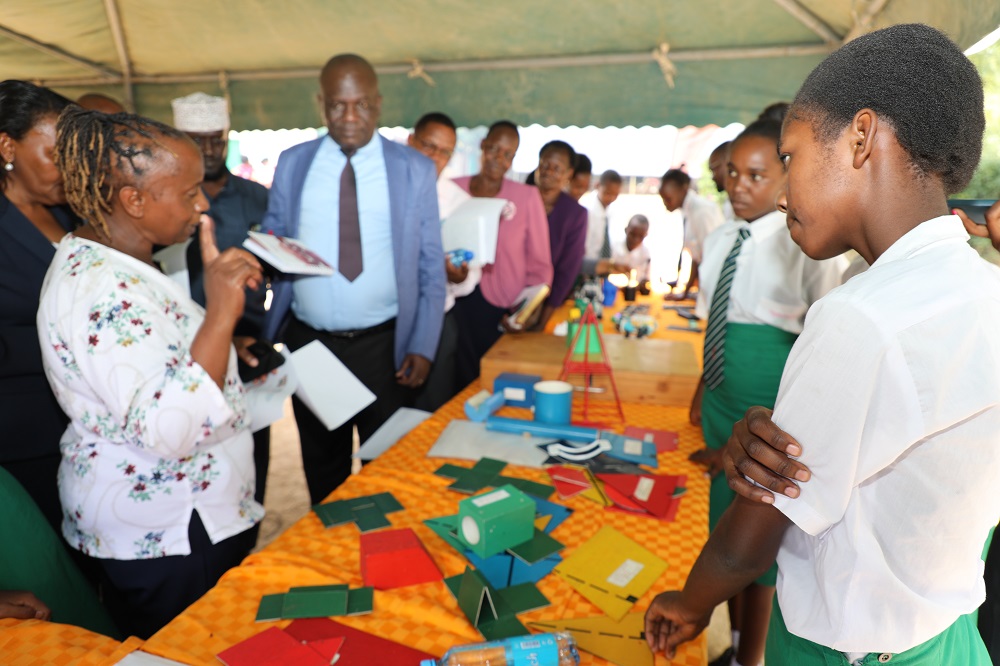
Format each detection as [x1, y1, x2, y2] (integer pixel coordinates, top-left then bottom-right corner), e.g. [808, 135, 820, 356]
[0, 467, 119, 638]
[765, 596, 992, 665]
[701, 323, 796, 587]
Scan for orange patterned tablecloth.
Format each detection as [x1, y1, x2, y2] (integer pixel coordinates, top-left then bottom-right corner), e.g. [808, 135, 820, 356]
[141, 383, 710, 666]
[0, 618, 143, 666]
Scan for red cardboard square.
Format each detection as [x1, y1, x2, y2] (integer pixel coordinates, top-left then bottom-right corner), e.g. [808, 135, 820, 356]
[546, 465, 591, 499]
[360, 527, 442, 589]
[623, 427, 679, 453]
[307, 636, 345, 661]
[285, 618, 436, 664]
[598, 474, 679, 520]
[217, 626, 328, 666]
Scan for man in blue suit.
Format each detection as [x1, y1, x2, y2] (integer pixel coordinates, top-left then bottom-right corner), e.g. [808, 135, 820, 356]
[262, 53, 445, 503]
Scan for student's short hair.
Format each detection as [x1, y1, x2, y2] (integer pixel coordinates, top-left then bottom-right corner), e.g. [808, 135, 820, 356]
[414, 112, 456, 133]
[628, 214, 650, 227]
[757, 102, 790, 124]
[487, 120, 519, 139]
[599, 169, 622, 186]
[734, 117, 782, 147]
[539, 140, 577, 169]
[791, 23, 984, 194]
[573, 153, 592, 178]
[661, 168, 691, 187]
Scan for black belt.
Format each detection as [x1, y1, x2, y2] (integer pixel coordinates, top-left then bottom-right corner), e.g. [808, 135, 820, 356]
[320, 317, 396, 340]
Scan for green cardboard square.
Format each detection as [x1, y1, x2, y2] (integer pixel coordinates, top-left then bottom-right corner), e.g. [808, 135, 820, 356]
[507, 529, 564, 565]
[313, 502, 353, 528]
[370, 492, 403, 514]
[254, 593, 286, 622]
[457, 485, 536, 558]
[498, 582, 550, 615]
[353, 503, 392, 532]
[281, 588, 347, 619]
[288, 584, 348, 593]
[480, 615, 532, 641]
[346, 587, 374, 615]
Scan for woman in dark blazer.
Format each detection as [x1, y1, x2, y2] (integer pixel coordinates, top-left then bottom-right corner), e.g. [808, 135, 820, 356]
[0, 80, 76, 532]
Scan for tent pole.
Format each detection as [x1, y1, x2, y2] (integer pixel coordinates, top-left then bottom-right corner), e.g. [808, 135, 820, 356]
[770, 0, 842, 44]
[842, 0, 892, 44]
[102, 0, 135, 112]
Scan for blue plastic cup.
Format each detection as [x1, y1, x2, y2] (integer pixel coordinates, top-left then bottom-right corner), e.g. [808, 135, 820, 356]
[602, 279, 617, 306]
[533, 380, 573, 425]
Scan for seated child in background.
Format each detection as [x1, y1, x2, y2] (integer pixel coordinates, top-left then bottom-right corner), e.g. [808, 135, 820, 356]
[645, 23, 999, 666]
[611, 214, 651, 282]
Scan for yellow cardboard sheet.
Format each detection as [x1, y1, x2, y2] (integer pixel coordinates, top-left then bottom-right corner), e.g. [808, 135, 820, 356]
[554, 526, 667, 621]
[529, 613, 653, 666]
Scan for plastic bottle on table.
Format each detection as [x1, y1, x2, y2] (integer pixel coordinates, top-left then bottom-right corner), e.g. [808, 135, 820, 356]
[420, 632, 580, 666]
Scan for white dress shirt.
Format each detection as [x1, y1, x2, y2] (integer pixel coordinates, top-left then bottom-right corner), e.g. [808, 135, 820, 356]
[38, 236, 263, 560]
[695, 211, 846, 334]
[580, 189, 611, 260]
[611, 241, 651, 282]
[771, 216, 1000, 654]
[681, 191, 724, 264]
[294, 134, 398, 330]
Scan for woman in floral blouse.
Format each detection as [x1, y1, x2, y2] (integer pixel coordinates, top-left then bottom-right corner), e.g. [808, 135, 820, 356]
[37, 108, 265, 638]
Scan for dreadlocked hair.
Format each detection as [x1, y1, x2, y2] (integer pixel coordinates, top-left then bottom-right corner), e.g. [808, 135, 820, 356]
[54, 107, 186, 238]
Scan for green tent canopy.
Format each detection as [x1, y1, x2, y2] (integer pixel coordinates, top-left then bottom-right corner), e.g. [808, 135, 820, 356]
[3, 0, 999, 129]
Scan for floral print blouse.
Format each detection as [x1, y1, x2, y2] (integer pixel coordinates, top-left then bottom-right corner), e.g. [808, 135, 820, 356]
[37, 235, 264, 560]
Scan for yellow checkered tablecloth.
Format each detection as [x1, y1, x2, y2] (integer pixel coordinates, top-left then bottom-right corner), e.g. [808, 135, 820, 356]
[140, 384, 710, 666]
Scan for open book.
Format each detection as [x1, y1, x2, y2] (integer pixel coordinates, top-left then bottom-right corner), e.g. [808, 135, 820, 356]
[243, 231, 333, 276]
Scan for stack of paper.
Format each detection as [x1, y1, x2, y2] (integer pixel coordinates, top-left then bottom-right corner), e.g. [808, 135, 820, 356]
[440, 197, 505, 265]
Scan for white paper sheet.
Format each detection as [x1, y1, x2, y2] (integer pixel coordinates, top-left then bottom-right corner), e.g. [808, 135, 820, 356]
[290, 340, 375, 431]
[151, 238, 193, 298]
[115, 652, 189, 666]
[243, 348, 298, 433]
[354, 407, 431, 460]
[426, 419, 552, 468]
[440, 197, 505, 265]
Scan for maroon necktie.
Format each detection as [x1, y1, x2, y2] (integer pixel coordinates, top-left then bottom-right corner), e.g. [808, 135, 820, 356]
[339, 148, 363, 281]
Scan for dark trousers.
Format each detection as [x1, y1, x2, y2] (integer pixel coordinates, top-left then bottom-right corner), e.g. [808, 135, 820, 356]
[452, 286, 508, 391]
[285, 317, 409, 505]
[95, 511, 256, 639]
[252, 427, 270, 505]
[414, 309, 458, 412]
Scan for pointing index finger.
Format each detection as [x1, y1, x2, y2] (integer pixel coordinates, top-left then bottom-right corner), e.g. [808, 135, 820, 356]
[199, 214, 220, 264]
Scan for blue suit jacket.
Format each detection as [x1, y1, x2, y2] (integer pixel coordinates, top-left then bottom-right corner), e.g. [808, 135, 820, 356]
[262, 134, 445, 368]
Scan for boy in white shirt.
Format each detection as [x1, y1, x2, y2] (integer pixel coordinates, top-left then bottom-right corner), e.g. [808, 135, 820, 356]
[645, 23, 998, 666]
[611, 214, 652, 282]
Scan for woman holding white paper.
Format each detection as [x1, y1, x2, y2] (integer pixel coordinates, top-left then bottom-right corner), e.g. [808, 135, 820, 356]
[37, 108, 264, 638]
[451, 120, 553, 389]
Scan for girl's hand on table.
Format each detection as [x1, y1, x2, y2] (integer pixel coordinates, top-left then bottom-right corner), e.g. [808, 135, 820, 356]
[0, 591, 51, 621]
[644, 591, 710, 659]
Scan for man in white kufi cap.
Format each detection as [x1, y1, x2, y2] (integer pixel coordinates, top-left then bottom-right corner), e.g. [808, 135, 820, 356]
[170, 92, 272, 509]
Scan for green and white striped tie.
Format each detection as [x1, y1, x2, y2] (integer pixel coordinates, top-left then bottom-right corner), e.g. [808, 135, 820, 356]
[703, 227, 750, 390]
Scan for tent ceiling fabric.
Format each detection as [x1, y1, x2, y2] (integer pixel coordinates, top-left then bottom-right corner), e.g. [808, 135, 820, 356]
[3, 1, 999, 129]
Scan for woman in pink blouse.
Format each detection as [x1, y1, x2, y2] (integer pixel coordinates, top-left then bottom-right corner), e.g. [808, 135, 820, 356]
[39, 108, 265, 638]
[451, 120, 553, 389]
